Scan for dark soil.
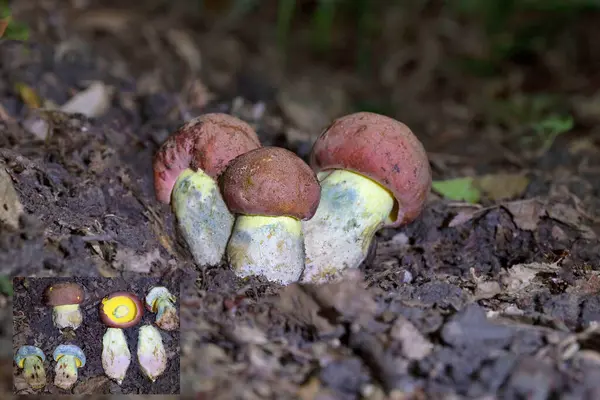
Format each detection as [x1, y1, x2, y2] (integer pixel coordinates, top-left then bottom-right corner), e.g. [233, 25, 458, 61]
[1, 1, 600, 399]
[12, 277, 180, 395]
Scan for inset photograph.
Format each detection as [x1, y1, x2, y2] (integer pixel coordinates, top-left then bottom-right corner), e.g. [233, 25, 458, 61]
[12, 277, 180, 395]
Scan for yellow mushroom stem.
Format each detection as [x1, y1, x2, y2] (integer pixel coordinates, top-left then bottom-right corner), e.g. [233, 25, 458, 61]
[54, 355, 81, 390]
[226, 215, 304, 284]
[172, 168, 235, 267]
[52, 304, 82, 330]
[22, 356, 46, 390]
[301, 169, 395, 283]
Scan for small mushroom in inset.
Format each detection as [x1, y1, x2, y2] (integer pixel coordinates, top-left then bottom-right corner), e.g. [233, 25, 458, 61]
[302, 112, 432, 283]
[153, 113, 262, 266]
[52, 344, 85, 391]
[102, 328, 131, 385]
[146, 286, 179, 331]
[220, 146, 321, 284]
[99, 292, 142, 385]
[14, 345, 46, 390]
[137, 325, 167, 382]
[44, 282, 84, 330]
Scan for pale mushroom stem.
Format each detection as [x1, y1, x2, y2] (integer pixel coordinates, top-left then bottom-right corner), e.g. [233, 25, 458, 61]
[171, 168, 235, 266]
[102, 328, 131, 385]
[23, 357, 45, 389]
[52, 304, 82, 330]
[226, 215, 305, 284]
[54, 355, 79, 390]
[301, 169, 395, 283]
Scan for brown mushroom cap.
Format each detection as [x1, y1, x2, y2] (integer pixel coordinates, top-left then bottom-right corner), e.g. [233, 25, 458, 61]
[310, 112, 431, 227]
[44, 283, 84, 306]
[220, 147, 321, 220]
[153, 113, 262, 204]
[99, 291, 144, 329]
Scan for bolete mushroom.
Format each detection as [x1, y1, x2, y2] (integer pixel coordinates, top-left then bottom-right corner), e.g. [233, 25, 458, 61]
[153, 113, 261, 266]
[102, 328, 131, 385]
[146, 286, 179, 331]
[44, 282, 84, 330]
[137, 325, 167, 382]
[99, 292, 142, 385]
[99, 292, 144, 328]
[52, 344, 85, 391]
[301, 112, 431, 283]
[220, 147, 321, 284]
[14, 345, 46, 390]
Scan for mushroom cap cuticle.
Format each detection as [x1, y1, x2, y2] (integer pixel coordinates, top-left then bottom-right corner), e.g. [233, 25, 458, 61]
[220, 146, 321, 220]
[44, 282, 84, 306]
[153, 113, 262, 204]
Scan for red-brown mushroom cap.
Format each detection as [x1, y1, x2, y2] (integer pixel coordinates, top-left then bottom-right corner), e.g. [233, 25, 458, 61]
[220, 147, 321, 220]
[44, 283, 84, 306]
[99, 292, 144, 329]
[153, 113, 262, 204]
[310, 112, 431, 227]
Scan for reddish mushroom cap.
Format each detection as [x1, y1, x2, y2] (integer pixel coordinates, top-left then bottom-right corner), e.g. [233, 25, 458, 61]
[310, 112, 431, 227]
[99, 292, 144, 329]
[220, 147, 321, 220]
[153, 113, 262, 204]
[44, 283, 84, 306]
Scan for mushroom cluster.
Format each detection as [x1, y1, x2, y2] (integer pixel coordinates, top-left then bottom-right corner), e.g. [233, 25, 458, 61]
[154, 111, 431, 284]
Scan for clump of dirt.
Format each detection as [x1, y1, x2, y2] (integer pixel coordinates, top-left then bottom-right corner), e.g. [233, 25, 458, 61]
[12, 277, 180, 395]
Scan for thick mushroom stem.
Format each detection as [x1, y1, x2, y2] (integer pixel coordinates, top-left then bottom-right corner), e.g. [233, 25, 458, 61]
[172, 168, 235, 266]
[22, 356, 46, 389]
[227, 215, 304, 284]
[137, 325, 167, 382]
[52, 304, 82, 330]
[102, 328, 131, 385]
[301, 170, 394, 283]
[54, 355, 80, 390]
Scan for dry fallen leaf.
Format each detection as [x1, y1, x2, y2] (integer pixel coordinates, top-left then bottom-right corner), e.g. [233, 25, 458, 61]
[447, 208, 481, 227]
[112, 247, 161, 273]
[60, 82, 112, 118]
[165, 29, 202, 73]
[501, 262, 560, 295]
[14, 83, 42, 109]
[474, 173, 530, 201]
[0, 164, 24, 229]
[504, 199, 544, 231]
